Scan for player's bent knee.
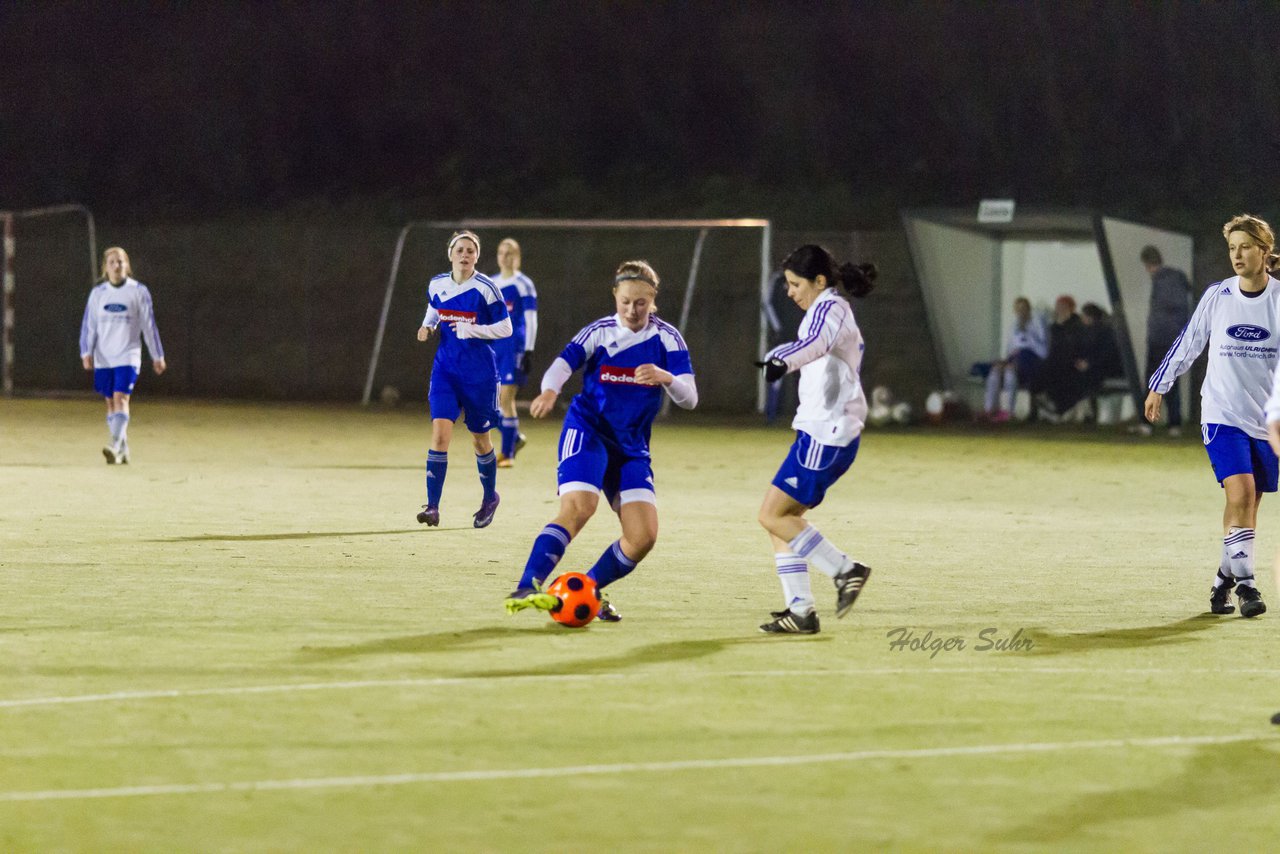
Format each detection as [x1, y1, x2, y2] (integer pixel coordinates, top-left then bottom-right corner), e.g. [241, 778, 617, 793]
[623, 535, 656, 560]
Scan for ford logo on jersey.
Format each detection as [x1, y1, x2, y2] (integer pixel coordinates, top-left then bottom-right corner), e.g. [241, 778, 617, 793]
[1227, 324, 1270, 341]
[104, 303, 127, 313]
[599, 365, 642, 385]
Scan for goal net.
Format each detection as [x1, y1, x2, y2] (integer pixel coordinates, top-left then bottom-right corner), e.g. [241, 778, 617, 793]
[363, 219, 773, 413]
[1, 204, 98, 395]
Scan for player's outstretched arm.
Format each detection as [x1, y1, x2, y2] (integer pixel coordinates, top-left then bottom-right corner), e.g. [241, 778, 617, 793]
[1144, 390, 1163, 424]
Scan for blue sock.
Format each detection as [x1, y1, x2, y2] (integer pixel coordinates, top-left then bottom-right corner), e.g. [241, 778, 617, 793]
[519, 524, 571, 589]
[587, 540, 639, 589]
[476, 450, 497, 500]
[500, 417, 519, 457]
[426, 451, 448, 506]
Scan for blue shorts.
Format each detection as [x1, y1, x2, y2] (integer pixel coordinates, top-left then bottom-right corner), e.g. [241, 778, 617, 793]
[771, 431, 860, 508]
[428, 367, 499, 434]
[556, 420, 655, 508]
[496, 346, 527, 387]
[93, 366, 138, 397]
[1203, 423, 1279, 492]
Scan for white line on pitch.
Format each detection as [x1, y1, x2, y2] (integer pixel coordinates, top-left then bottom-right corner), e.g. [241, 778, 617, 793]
[0, 733, 1273, 803]
[5, 668, 1280, 710]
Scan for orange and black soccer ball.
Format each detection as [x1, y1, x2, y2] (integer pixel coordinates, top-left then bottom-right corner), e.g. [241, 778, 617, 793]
[545, 572, 601, 628]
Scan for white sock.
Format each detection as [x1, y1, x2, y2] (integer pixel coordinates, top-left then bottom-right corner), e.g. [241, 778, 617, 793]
[107, 412, 127, 444]
[1225, 527, 1256, 588]
[787, 525, 853, 579]
[1213, 541, 1232, 589]
[774, 552, 814, 615]
[117, 412, 130, 443]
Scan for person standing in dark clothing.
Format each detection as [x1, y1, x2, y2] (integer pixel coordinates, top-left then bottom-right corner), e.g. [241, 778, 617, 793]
[1141, 245, 1193, 436]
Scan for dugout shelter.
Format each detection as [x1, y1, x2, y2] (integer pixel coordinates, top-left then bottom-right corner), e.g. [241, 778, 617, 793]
[902, 207, 1195, 421]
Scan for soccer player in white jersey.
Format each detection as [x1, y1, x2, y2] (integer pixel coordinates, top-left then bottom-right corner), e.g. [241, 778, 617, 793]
[79, 247, 166, 464]
[415, 231, 512, 528]
[1146, 214, 1280, 619]
[754, 245, 877, 634]
[983, 296, 1048, 422]
[504, 260, 697, 621]
[490, 238, 539, 467]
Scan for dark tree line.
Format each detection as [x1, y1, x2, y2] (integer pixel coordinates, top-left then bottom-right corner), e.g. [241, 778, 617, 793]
[4, 1, 1280, 225]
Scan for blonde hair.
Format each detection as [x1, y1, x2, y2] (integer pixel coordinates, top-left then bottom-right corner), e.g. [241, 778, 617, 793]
[613, 260, 659, 290]
[497, 237, 521, 256]
[100, 246, 132, 281]
[1223, 214, 1275, 254]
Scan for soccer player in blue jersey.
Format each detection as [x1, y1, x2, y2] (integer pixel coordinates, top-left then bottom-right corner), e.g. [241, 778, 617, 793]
[491, 238, 539, 467]
[79, 247, 166, 464]
[415, 231, 512, 528]
[754, 245, 877, 634]
[504, 260, 698, 621]
[1147, 214, 1280, 619]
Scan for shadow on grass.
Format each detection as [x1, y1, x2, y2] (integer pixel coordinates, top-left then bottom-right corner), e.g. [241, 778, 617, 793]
[298, 626, 816, 672]
[150, 529, 436, 542]
[299, 626, 550, 660]
[989, 738, 1280, 845]
[1026, 615, 1223, 656]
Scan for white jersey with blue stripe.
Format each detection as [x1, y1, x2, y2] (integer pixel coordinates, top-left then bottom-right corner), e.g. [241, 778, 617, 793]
[421, 272, 510, 379]
[1006, 315, 1048, 359]
[1150, 275, 1280, 439]
[559, 314, 694, 456]
[79, 277, 164, 369]
[491, 271, 538, 353]
[766, 287, 866, 446]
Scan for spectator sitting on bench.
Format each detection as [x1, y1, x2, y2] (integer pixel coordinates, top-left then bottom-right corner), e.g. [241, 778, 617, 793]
[1078, 302, 1125, 396]
[1036, 295, 1089, 420]
[983, 296, 1048, 422]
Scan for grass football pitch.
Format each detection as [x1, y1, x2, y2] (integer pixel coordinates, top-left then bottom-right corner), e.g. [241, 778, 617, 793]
[2, 398, 1278, 852]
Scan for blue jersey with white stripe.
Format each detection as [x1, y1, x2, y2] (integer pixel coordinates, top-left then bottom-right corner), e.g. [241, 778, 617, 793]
[493, 271, 537, 353]
[560, 315, 694, 456]
[422, 272, 509, 380]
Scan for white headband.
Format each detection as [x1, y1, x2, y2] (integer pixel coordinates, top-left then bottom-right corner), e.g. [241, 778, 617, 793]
[448, 231, 480, 259]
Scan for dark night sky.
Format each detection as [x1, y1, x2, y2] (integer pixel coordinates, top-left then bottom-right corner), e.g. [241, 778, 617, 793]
[4, 1, 1280, 225]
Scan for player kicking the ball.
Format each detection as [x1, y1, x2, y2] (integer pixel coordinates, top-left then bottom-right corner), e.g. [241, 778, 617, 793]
[755, 245, 877, 634]
[505, 260, 697, 622]
[1147, 214, 1280, 619]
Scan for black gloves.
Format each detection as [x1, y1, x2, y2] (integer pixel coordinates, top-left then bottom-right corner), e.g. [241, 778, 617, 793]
[754, 357, 787, 382]
[520, 351, 532, 375]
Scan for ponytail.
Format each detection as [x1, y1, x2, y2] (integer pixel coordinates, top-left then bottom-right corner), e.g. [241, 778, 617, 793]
[781, 244, 877, 300]
[836, 262, 877, 299]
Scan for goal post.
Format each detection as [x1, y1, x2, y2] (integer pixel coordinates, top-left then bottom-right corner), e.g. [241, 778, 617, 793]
[1, 204, 97, 397]
[362, 218, 773, 411]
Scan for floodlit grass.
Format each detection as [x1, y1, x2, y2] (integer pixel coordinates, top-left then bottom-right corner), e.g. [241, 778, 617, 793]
[2, 398, 1278, 852]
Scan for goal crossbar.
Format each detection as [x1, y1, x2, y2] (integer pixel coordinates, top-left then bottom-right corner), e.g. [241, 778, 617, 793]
[363, 218, 773, 409]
